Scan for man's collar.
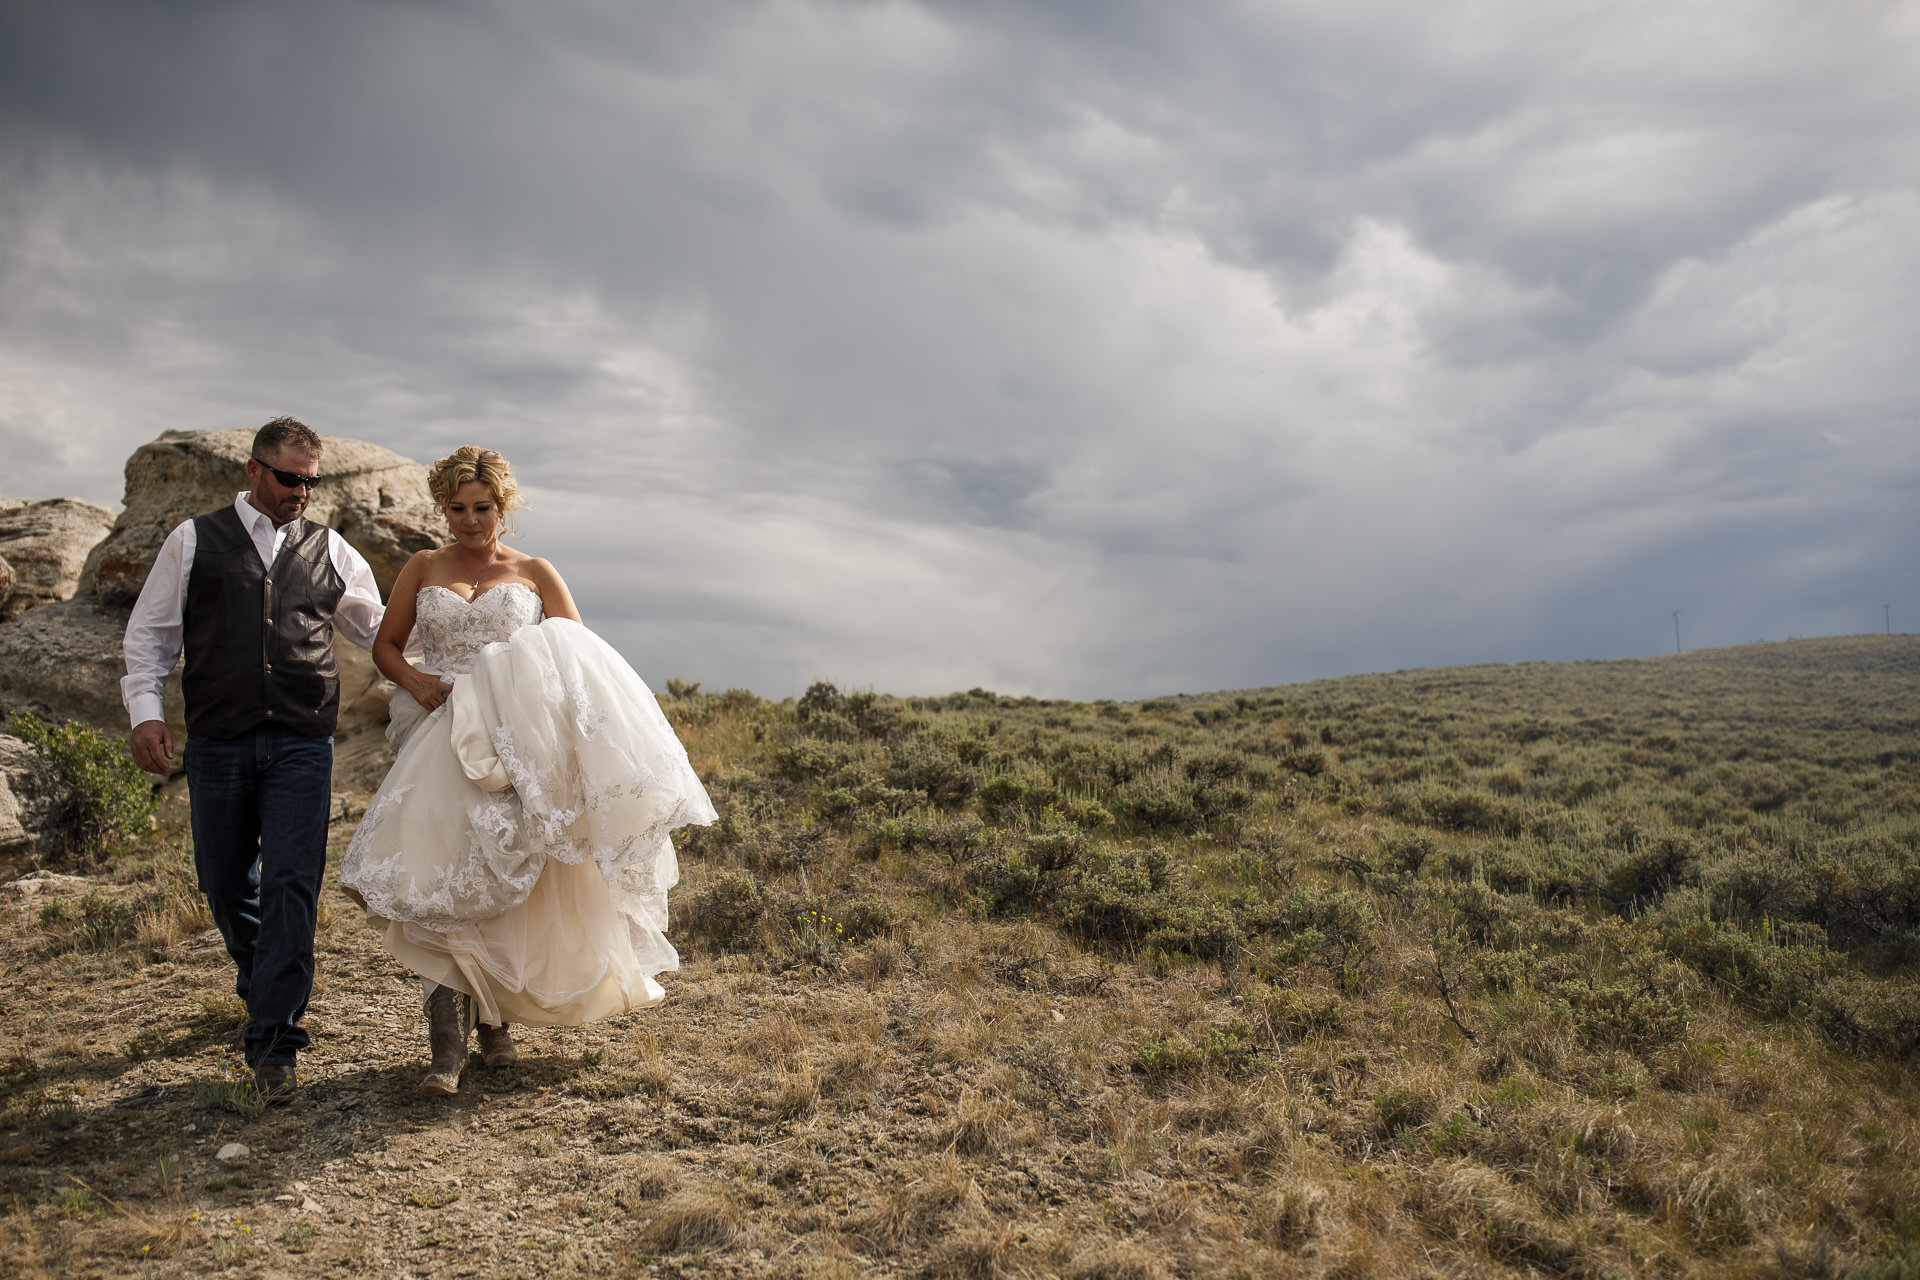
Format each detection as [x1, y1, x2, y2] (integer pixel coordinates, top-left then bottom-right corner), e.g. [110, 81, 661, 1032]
[232, 491, 285, 531]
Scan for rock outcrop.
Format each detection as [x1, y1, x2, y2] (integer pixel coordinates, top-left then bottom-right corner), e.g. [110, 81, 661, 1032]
[0, 498, 117, 621]
[0, 430, 449, 794]
[0, 733, 56, 858]
[0, 599, 157, 732]
[80, 429, 446, 607]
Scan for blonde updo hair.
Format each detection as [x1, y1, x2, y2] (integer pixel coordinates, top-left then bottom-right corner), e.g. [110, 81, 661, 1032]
[427, 446, 526, 531]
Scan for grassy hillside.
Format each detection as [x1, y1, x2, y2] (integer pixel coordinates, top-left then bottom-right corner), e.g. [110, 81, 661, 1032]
[2, 636, 1917, 1278]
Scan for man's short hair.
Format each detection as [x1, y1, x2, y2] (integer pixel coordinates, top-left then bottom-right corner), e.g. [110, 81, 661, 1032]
[253, 416, 323, 461]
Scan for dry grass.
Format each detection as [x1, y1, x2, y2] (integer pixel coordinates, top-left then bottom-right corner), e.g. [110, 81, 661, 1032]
[0, 1198, 53, 1280]
[859, 1154, 983, 1250]
[764, 1065, 821, 1119]
[616, 1158, 678, 1206]
[1258, 1179, 1332, 1248]
[1061, 1240, 1171, 1280]
[630, 1027, 675, 1099]
[4, 639, 1917, 1278]
[61, 1174, 196, 1261]
[943, 1088, 1015, 1156]
[925, 1224, 1018, 1280]
[634, 1190, 742, 1253]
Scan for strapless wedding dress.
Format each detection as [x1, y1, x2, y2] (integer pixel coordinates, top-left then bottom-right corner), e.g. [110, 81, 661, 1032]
[339, 584, 715, 1025]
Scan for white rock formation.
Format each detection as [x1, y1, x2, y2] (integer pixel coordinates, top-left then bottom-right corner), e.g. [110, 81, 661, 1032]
[0, 733, 62, 858]
[0, 498, 117, 620]
[80, 429, 445, 607]
[0, 599, 145, 732]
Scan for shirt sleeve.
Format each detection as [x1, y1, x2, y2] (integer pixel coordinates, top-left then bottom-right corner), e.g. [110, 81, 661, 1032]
[121, 521, 193, 729]
[328, 531, 386, 650]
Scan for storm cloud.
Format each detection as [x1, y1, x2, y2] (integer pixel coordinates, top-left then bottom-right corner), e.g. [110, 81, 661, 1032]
[3, 0, 1916, 697]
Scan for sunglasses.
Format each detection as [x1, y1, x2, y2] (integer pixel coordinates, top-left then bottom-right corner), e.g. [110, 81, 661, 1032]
[252, 456, 323, 490]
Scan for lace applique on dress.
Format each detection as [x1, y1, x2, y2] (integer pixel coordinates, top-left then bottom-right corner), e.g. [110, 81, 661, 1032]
[413, 583, 544, 675]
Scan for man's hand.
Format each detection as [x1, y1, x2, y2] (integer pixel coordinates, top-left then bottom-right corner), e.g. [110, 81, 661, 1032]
[131, 720, 175, 776]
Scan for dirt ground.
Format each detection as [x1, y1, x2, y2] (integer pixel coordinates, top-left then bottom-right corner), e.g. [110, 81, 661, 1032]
[1, 800, 1302, 1280]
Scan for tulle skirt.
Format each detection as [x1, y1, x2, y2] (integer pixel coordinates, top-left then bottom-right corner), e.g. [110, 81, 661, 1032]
[339, 618, 716, 1026]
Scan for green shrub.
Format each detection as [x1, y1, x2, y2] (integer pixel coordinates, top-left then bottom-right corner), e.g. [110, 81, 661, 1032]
[1605, 830, 1700, 905]
[1135, 1018, 1260, 1078]
[1143, 898, 1245, 960]
[1416, 786, 1524, 836]
[977, 771, 1060, 821]
[679, 871, 771, 953]
[1278, 748, 1327, 776]
[1258, 886, 1380, 977]
[1022, 818, 1089, 873]
[1560, 985, 1690, 1051]
[883, 741, 979, 807]
[1054, 847, 1175, 942]
[1183, 749, 1249, 785]
[1378, 829, 1438, 874]
[1810, 977, 1920, 1055]
[841, 690, 904, 739]
[11, 711, 155, 860]
[796, 681, 843, 722]
[1110, 770, 1196, 832]
[1472, 949, 1537, 994]
[1134, 1032, 1203, 1077]
[1447, 882, 1519, 948]
[861, 812, 939, 856]
[802, 710, 862, 741]
[1251, 986, 1349, 1038]
[832, 893, 900, 942]
[770, 740, 850, 782]
[924, 812, 989, 866]
[1658, 909, 1834, 1015]
[712, 687, 761, 713]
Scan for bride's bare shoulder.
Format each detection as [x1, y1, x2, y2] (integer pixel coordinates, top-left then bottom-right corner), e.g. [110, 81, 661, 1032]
[517, 556, 580, 621]
[401, 546, 458, 586]
[515, 555, 565, 587]
[392, 549, 439, 587]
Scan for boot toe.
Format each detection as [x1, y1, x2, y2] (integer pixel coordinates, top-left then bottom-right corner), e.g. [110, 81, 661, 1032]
[421, 1070, 461, 1096]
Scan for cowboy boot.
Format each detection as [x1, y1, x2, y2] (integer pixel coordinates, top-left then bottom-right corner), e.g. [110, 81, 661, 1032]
[477, 1022, 519, 1069]
[421, 985, 470, 1096]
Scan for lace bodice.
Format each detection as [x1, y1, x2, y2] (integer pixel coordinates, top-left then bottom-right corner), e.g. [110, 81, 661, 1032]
[414, 583, 545, 675]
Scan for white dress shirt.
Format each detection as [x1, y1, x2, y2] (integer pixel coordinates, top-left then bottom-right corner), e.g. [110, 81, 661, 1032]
[121, 492, 386, 729]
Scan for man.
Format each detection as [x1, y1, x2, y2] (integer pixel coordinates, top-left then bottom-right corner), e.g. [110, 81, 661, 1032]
[124, 418, 385, 1098]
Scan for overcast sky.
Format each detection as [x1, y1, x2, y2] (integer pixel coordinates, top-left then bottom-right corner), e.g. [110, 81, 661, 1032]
[3, 1, 1916, 699]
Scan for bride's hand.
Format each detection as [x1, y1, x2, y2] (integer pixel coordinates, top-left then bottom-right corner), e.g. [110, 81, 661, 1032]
[406, 669, 453, 711]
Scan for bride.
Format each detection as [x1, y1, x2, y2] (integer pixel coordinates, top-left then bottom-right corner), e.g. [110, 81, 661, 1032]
[340, 447, 715, 1095]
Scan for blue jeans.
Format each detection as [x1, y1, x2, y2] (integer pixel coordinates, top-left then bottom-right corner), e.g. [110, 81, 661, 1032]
[184, 725, 333, 1068]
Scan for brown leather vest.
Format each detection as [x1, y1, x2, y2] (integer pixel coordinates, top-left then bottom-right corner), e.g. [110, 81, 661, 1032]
[183, 506, 346, 739]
